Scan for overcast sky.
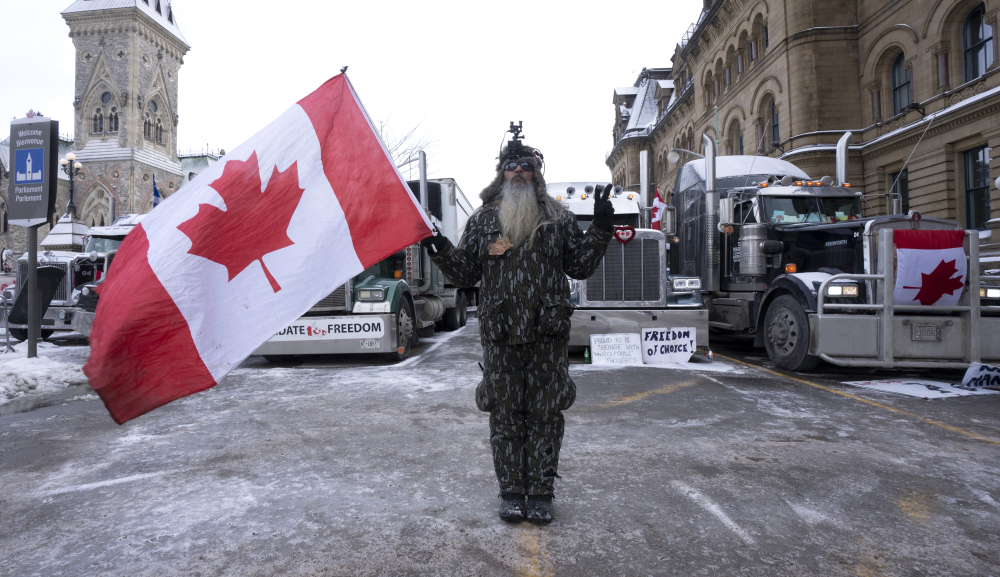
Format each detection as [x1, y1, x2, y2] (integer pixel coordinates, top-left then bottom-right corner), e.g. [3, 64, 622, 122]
[1, 0, 703, 205]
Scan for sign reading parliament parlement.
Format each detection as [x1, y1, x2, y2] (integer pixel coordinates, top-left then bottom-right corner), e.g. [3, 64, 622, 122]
[8, 116, 58, 227]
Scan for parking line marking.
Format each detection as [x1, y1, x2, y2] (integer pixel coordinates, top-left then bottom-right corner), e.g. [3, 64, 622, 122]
[595, 381, 696, 409]
[673, 481, 755, 545]
[716, 353, 1000, 447]
[514, 525, 550, 577]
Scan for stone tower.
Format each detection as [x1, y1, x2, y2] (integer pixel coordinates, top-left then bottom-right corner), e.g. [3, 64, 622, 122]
[61, 0, 190, 226]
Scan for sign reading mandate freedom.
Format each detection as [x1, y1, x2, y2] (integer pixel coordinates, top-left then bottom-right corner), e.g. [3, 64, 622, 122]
[8, 116, 58, 227]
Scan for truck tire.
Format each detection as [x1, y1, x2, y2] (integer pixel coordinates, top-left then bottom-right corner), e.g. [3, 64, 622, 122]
[459, 292, 468, 327]
[8, 328, 28, 341]
[763, 295, 820, 372]
[443, 292, 465, 332]
[386, 298, 416, 362]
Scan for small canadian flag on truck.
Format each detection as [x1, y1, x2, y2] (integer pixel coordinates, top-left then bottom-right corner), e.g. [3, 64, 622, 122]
[893, 229, 967, 307]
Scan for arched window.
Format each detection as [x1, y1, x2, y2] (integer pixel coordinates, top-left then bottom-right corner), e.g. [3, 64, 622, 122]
[155, 119, 163, 144]
[769, 102, 780, 147]
[2, 209, 8, 233]
[99, 215, 105, 227]
[729, 119, 743, 155]
[964, 4, 994, 83]
[891, 54, 911, 116]
[93, 108, 103, 133]
[109, 107, 119, 132]
[144, 113, 152, 140]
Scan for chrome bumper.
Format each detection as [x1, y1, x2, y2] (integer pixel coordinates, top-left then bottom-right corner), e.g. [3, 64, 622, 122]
[570, 309, 709, 347]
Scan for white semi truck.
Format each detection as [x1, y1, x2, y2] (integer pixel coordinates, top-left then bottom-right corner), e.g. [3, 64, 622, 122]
[665, 132, 1000, 370]
[546, 181, 709, 349]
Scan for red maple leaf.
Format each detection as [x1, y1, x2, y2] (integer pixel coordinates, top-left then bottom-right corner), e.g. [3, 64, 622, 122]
[177, 152, 304, 292]
[902, 259, 965, 305]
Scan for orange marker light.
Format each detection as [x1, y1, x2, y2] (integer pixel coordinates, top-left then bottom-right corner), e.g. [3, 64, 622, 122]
[795, 181, 803, 186]
[760, 182, 768, 187]
[628, 194, 634, 200]
[785, 264, 797, 273]
[724, 225, 735, 234]
[844, 183, 851, 187]
[581, 194, 588, 199]
[394, 270, 402, 278]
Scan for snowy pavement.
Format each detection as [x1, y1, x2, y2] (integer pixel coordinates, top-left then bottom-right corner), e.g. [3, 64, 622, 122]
[2, 320, 1000, 575]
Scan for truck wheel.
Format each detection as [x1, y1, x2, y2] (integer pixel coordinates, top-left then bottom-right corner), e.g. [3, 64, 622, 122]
[8, 328, 28, 341]
[459, 292, 468, 327]
[386, 299, 415, 362]
[443, 294, 462, 332]
[763, 295, 820, 372]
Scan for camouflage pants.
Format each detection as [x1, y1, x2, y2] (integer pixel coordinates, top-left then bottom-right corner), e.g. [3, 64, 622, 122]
[476, 341, 576, 496]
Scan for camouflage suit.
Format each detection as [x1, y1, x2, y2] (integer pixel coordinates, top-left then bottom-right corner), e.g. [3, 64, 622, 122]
[430, 202, 611, 496]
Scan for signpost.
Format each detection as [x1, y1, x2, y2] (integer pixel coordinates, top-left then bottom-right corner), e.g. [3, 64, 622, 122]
[8, 113, 59, 358]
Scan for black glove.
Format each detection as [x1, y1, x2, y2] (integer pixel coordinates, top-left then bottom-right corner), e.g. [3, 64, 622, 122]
[420, 227, 452, 254]
[592, 184, 615, 233]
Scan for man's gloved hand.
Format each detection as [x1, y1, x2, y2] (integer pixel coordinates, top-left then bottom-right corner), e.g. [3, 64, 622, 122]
[420, 228, 452, 254]
[592, 184, 616, 233]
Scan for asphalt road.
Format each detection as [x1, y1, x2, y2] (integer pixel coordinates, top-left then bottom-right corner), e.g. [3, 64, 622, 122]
[2, 322, 1000, 576]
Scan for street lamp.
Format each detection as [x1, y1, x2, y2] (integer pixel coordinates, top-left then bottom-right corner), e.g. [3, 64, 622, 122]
[59, 152, 83, 219]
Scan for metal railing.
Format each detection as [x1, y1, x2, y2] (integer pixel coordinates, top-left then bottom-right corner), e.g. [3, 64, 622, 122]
[813, 228, 1000, 368]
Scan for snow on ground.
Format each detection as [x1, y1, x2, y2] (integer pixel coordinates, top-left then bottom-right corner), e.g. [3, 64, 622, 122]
[0, 340, 89, 404]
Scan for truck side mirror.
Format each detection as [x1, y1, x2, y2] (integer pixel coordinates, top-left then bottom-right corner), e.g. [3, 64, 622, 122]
[662, 206, 676, 235]
[718, 197, 734, 230]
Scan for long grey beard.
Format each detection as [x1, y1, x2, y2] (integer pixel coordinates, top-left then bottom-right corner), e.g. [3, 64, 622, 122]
[499, 180, 541, 248]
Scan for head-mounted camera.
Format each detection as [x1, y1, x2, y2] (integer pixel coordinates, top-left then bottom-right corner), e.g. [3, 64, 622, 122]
[499, 121, 544, 174]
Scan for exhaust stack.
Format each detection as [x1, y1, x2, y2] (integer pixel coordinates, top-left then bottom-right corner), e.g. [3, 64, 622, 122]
[639, 150, 651, 228]
[703, 133, 720, 292]
[836, 132, 852, 186]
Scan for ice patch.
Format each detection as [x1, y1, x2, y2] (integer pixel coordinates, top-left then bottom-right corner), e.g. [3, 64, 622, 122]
[0, 341, 89, 404]
[571, 359, 735, 374]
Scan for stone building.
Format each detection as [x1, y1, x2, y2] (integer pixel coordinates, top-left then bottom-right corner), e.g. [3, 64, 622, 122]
[607, 0, 999, 232]
[61, 0, 190, 226]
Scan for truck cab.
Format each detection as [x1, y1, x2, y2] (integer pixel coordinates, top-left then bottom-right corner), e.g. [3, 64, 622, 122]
[547, 181, 708, 349]
[669, 132, 1000, 370]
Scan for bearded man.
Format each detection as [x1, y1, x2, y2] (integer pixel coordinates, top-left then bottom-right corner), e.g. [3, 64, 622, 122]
[422, 143, 615, 522]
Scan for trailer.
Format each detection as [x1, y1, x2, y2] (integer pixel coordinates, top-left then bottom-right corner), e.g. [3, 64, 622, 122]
[255, 155, 476, 362]
[546, 181, 708, 349]
[665, 132, 1000, 370]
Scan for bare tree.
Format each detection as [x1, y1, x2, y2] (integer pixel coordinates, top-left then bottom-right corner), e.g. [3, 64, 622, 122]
[374, 116, 439, 180]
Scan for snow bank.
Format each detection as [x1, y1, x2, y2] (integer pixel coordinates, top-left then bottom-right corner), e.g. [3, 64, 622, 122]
[0, 341, 89, 404]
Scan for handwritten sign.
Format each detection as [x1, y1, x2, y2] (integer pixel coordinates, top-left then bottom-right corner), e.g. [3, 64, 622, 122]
[962, 362, 1000, 388]
[589, 333, 643, 365]
[641, 327, 696, 364]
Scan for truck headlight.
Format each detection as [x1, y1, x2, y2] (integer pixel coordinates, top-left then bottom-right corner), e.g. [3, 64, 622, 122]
[82, 286, 91, 297]
[71, 290, 80, 305]
[981, 288, 1000, 299]
[825, 284, 858, 297]
[358, 288, 385, 301]
[672, 278, 701, 290]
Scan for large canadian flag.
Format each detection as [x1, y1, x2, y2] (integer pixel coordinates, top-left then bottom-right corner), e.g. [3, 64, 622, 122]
[84, 74, 433, 424]
[651, 187, 667, 230]
[893, 229, 967, 307]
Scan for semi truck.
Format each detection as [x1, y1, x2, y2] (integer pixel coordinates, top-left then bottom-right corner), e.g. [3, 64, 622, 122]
[665, 132, 1000, 370]
[546, 181, 708, 349]
[255, 155, 476, 362]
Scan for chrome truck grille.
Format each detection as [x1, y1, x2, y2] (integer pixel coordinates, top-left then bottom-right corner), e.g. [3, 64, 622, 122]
[309, 282, 350, 313]
[581, 230, 666, 307]
[17, 261, 71, 304]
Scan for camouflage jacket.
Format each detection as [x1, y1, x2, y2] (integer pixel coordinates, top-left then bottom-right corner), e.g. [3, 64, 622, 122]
[430, 202, 612, 345]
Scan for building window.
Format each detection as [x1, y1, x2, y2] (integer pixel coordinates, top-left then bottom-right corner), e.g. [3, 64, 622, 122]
[155, 119, 163, 145]
[750, 41, 756, 62]
[891, 54, 911, 116]
[738, 133, 744, 155]
[764, 26, 769, 48]
[770, 103, 779, 147]
[964, 4, 994, 83]
[108, 107, 119, 132]
[93, 108, 103, 133]
[891, 169, 910, 214]
[144, 113, 152, 140]
[965, 146, 992, 228]
[737, 54, 743, 74]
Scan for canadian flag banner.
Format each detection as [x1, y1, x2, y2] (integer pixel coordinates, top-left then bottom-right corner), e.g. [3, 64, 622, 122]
[84, 74, 433, 424]
[651, 187, 667, 229]
[893, 229, 967, 307]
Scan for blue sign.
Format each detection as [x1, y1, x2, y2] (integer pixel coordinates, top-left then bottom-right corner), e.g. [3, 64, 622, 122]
[14, 148, 44, 184]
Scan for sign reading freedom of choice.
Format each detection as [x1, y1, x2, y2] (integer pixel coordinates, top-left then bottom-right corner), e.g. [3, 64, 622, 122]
[8, 116, 58, 227]
[590, 328, 698, 365]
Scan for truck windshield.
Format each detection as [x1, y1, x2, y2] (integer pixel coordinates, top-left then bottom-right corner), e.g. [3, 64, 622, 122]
[764, 196, 862, 224]
[85, 237, 124, 253]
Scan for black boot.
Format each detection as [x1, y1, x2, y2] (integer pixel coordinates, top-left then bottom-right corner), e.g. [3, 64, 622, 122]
[499, 493, 526, 521]
[526, 495, 553, 523]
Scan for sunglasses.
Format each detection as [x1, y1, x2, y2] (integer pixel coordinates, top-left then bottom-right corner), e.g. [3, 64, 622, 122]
[503, 162, 534, 172]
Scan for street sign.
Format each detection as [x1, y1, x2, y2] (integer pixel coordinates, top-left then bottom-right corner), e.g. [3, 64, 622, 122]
[8, 116, 58, 227]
